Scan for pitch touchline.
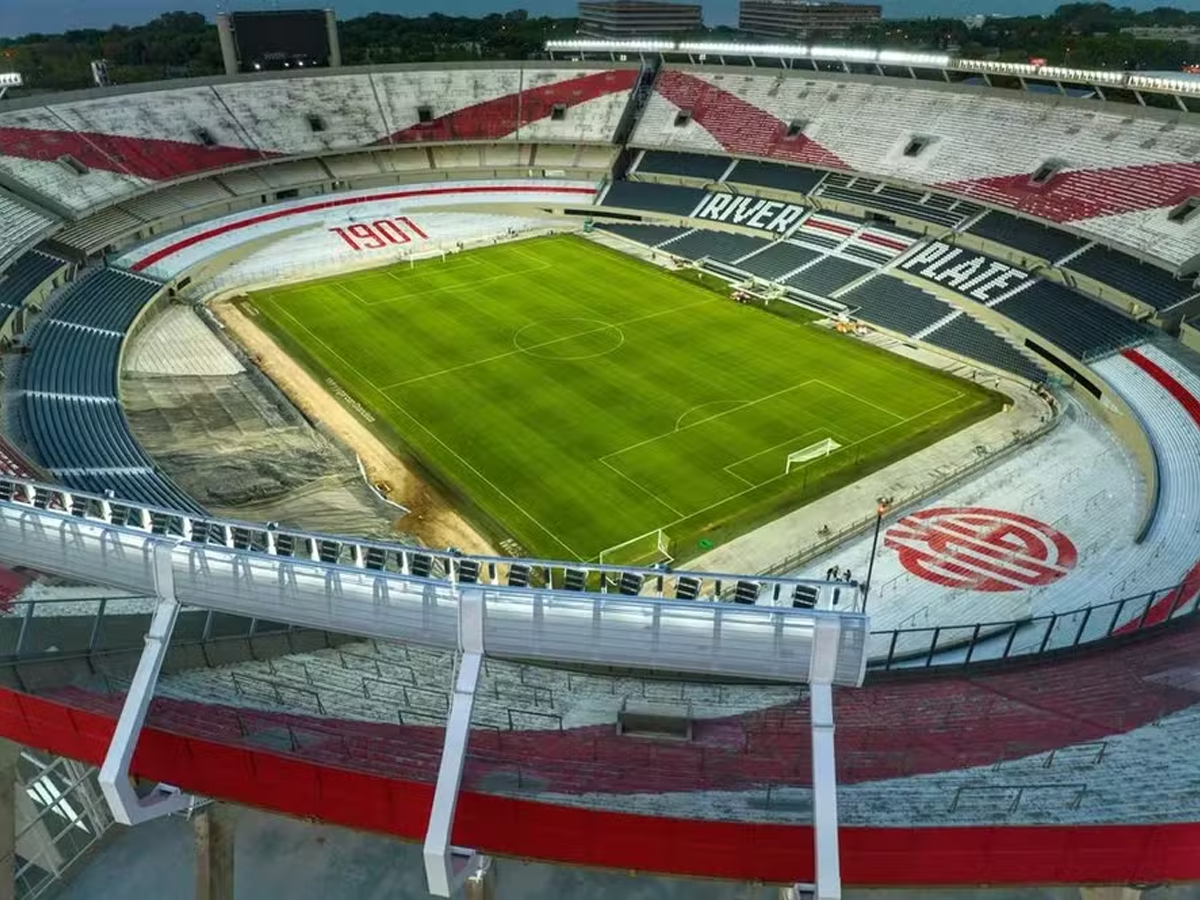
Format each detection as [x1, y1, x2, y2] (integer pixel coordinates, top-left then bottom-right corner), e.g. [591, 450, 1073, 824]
[380, 297, 719, 390]
[266, 303, 586, 561]
[813, 379, 905, 422]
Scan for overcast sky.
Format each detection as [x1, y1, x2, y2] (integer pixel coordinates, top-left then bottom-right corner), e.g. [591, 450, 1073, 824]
[1, 0, 1193, 41]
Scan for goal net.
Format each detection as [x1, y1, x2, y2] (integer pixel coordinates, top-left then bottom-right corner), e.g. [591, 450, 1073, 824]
[599, 528, 673, 567]
[785, 437, 842, 474]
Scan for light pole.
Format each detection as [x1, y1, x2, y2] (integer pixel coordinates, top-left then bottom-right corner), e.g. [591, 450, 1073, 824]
[863, 499, 891, 613]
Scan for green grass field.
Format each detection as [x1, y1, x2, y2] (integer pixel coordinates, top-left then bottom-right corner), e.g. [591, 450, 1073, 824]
[244, 235, 1002, 563]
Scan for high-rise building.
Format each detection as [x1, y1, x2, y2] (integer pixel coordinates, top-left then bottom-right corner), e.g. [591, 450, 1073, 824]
[577, 0, 703, 38]
[738, 0, 881, 40]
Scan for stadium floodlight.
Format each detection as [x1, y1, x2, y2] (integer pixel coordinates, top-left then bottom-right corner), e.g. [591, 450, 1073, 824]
[810, 44, 876, 63]
[1129, 74, 1200, 94]
[878, 50, 952, 67]
[0, 72, 21, 101]
[545, 39, 675, 52]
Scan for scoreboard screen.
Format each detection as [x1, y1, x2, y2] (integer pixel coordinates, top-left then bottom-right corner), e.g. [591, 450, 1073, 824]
[231, 10, 331, 71]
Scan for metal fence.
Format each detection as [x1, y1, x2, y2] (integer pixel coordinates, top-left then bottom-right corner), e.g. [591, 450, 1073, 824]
[867, 577, 1198, 671]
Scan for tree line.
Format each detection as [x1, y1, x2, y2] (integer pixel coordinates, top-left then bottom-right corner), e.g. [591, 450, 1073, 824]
[1, 3, 1198, 94]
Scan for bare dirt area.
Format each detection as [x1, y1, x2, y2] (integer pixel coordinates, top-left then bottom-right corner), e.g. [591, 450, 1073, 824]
[212, 299, 495, 556]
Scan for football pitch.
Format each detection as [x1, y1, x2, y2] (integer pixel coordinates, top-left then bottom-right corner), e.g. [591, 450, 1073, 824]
[244, 235, 1002, 562]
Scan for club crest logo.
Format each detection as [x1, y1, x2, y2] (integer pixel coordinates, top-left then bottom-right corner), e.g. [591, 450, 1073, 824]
[885, 507, 1077, 592]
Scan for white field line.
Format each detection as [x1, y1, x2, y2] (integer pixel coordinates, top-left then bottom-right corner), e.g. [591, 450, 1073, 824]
[267, 302, 586, 561]
[360, 262, 553, 306]
[380, 297, 718, 390]
[600, 380, 818, 463]
[813, 378, 906, 422]
[722, 427, 826, 482]
[645, 390, 968, 533]
[599, 458, 684, 518]
[384, 256, 481, 283]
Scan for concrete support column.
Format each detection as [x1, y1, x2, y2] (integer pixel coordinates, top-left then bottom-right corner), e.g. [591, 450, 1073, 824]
[1080, 888, 1143, 900]
[216, 14, 238, 76]
[194, 803, 236, 900]
[324, 9, 342, 68]
[0, 740, 21, 900]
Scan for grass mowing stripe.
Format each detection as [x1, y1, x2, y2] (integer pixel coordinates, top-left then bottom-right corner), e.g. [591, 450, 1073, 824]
[248, 234, 1004, 561]
[262, 298, 586, 561]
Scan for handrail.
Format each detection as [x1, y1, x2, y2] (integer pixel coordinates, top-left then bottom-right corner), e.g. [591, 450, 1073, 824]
[867, 579, 1199, 670]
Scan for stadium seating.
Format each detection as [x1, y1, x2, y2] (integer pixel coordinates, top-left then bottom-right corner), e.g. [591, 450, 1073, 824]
[634, 68, 1200, 264]
[0, 67, 637, 214]
[635, 150, 729, 181]
[725, 159, 825, 195]
[965, 210, 1090, 263]
[921, 312, 1045, 382]
[837, 275, 954, 336]
[119, 178, 235, 224]
[993, 279, 1151, 360]
[0, 194, 56, 273]
[1065, 245, 1199, 312]
[0, 252, 67, 325]
[16, 268, 200, 512]
[736, 241, 822, 281]
[601, 180, 706, 216]
[784, 256, 871, 296]
[593, 223, 692, 247]
[54, 207, 146, 255]
[662, 229, 769, 263]
[817, 174, 981, 228]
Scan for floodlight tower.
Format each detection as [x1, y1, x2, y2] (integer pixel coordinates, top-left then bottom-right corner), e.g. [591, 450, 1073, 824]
[0, 72, 23, 102]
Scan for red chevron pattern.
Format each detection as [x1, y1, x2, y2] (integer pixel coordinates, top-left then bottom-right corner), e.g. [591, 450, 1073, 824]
[0, 127, 269, 180]
[939, 162, 1200, 222]
[388, 69, 638, 143]
[654, 70, 848, 170]
[0, 71, 637, 183]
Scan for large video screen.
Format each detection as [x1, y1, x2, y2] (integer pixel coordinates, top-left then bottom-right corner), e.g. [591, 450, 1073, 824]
[231, 10, 330, 71]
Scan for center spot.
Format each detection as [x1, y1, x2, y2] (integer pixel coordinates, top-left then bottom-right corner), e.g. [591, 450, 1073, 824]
[513, 318, 625, 360]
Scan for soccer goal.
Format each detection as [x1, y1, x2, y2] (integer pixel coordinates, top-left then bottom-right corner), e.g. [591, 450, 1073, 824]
[785, 437, 842, 474]
[598, 528, 674, 567]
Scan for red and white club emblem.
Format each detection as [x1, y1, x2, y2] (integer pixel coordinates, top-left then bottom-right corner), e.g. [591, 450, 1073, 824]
[884, 507, 1077, 592]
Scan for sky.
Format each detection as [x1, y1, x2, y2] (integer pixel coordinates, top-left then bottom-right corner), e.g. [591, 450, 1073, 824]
[1, 0, 1196, 40]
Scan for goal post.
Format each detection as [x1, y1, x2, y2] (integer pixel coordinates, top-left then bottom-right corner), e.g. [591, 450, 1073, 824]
[786, 437, 841, 474]
[598, 527, 673, 567]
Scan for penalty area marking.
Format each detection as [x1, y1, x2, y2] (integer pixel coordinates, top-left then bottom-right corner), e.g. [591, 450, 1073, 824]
[722, 427, 828, 485]
[353, 258, 553, 307]
[602, 391, 968, 549]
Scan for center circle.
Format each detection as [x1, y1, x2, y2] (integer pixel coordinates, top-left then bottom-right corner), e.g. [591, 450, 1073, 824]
[513, 318, 625, 360]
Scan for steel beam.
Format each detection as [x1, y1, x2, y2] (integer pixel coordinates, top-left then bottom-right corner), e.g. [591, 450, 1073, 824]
[809, 682, 840, 900]
[423, 590, 488, 897]
[98, 541, 193, 825]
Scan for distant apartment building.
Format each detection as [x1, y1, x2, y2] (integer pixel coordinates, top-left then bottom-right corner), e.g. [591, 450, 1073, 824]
[739, 0, 881, 40]
[577, 0, 703, 38]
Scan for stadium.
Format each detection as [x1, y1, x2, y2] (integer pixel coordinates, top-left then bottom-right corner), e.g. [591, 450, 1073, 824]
[0, 35, 1197, 900]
